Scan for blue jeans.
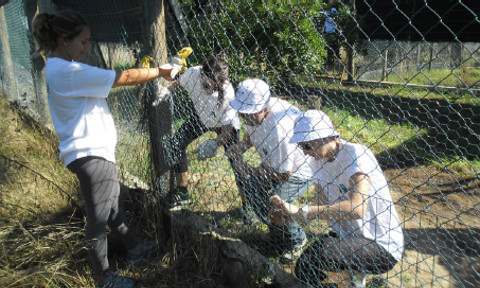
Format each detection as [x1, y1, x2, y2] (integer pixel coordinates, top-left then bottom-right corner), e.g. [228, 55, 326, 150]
[238, 174, 313, 250]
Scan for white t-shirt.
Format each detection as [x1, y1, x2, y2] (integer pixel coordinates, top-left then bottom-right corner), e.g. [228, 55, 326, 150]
[179, 66, 240, 130]
[245, 98, 314, 179]
[45, 57, 116, 166]
[313, 140, 404, 260]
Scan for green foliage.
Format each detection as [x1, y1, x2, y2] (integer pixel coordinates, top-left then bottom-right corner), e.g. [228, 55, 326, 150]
[182, 1, 327, 85]
[429, 156, 480, 176]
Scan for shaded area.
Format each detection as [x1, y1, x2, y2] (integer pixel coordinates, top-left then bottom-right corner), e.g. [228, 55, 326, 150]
[357, 0, 480, 42]
[328, 89, 480, 169]
[405, 227, 480, 288]
[287, 84, 480, 170]
[52, 0, 142, 43]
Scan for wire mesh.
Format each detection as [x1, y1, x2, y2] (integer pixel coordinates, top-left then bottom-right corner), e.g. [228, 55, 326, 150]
[1, 0, 479, 287]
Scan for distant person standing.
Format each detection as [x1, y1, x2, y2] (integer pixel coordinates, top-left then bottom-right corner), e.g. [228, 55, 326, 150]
[323, 7, 341, 67]
[269, 110, 404, 287]
[32, 10, 183, 288]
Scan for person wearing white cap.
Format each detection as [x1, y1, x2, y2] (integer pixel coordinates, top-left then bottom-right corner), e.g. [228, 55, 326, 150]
[163, 56, 242, 208]
[228, 79, 315, 263]
[268, 110, 404, 287]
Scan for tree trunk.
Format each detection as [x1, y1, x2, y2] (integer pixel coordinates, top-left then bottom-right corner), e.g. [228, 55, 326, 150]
[25, 0, 51, 124]
[346, 45, 355, 81]
[141, 0, 172, 192]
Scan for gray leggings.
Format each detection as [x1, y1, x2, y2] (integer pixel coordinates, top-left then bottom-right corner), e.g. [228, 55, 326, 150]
[68, 156, 139, 276]
[295, 232, 398, 286]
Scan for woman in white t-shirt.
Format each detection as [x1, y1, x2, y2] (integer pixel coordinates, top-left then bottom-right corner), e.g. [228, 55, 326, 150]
[32, 10, 182, 288]
[269, 110, 404, 287]
[163, 56, 241, 208]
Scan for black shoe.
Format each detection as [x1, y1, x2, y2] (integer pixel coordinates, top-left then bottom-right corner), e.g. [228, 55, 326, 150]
[163, 188, 190, 208]
[127, 240, 159, 264]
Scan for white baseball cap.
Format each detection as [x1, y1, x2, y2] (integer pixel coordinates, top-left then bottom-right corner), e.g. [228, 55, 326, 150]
[290, 110, 340, 143]
[231, 79, 271, 114]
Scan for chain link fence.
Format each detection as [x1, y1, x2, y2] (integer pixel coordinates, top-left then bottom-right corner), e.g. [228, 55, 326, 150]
[1, 0, 479, 287]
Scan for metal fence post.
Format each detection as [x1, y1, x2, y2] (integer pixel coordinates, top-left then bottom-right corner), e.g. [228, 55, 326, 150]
[0, 5, 16, 101]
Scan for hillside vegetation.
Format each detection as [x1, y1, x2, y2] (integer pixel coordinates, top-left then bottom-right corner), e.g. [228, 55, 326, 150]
[0, 96, 227, 288]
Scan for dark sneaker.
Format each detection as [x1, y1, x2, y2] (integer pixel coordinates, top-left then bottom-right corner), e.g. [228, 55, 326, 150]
[127, 240, 158, 264]
[279, 237, 308, 264]
[97, 271, 134, 288]
[163, 188, 191, 208]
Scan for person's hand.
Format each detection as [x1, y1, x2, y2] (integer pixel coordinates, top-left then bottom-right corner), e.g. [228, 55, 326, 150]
[194, 139, 218, 161]
[158, 47, 193, 80]
[268, 195, 298, 225]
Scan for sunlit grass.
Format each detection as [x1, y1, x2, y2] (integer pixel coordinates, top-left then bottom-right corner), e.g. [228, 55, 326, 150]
[385, 67, 480, 88]
[116, 128, 151, 183]
[0, 96, 87, 287]
[322, 107, 427, 155]
[429, 156, 480, 177]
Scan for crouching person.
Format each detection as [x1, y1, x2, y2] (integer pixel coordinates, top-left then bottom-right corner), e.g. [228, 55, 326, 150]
[269, 110, 404, 287]
[227, 79, 314, 263]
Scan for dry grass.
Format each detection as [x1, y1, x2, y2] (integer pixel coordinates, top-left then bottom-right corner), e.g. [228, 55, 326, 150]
[0, 96, 228, 287]
[0, 104, 78, 223]
[0, 97, 90, 287]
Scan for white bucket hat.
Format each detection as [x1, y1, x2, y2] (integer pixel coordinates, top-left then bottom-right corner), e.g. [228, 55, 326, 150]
[290, 110, 340, 143]
[231, 79, 271, 114]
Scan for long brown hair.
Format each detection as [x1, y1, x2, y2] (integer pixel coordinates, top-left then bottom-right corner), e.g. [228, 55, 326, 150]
[32, 10, 88, 56]
[202, 56, 229, 106]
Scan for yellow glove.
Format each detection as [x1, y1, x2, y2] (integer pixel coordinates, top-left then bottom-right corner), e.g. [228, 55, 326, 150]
[177, 47, 193, 58]
[139, 55, 154, 68]
[158, 47, 193, 81]
[175, 47, 193, 73]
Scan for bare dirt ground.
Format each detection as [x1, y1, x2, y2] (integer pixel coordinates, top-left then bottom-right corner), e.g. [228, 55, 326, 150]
[189, 148, 480, 288]
[384, 167, 480, 288]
